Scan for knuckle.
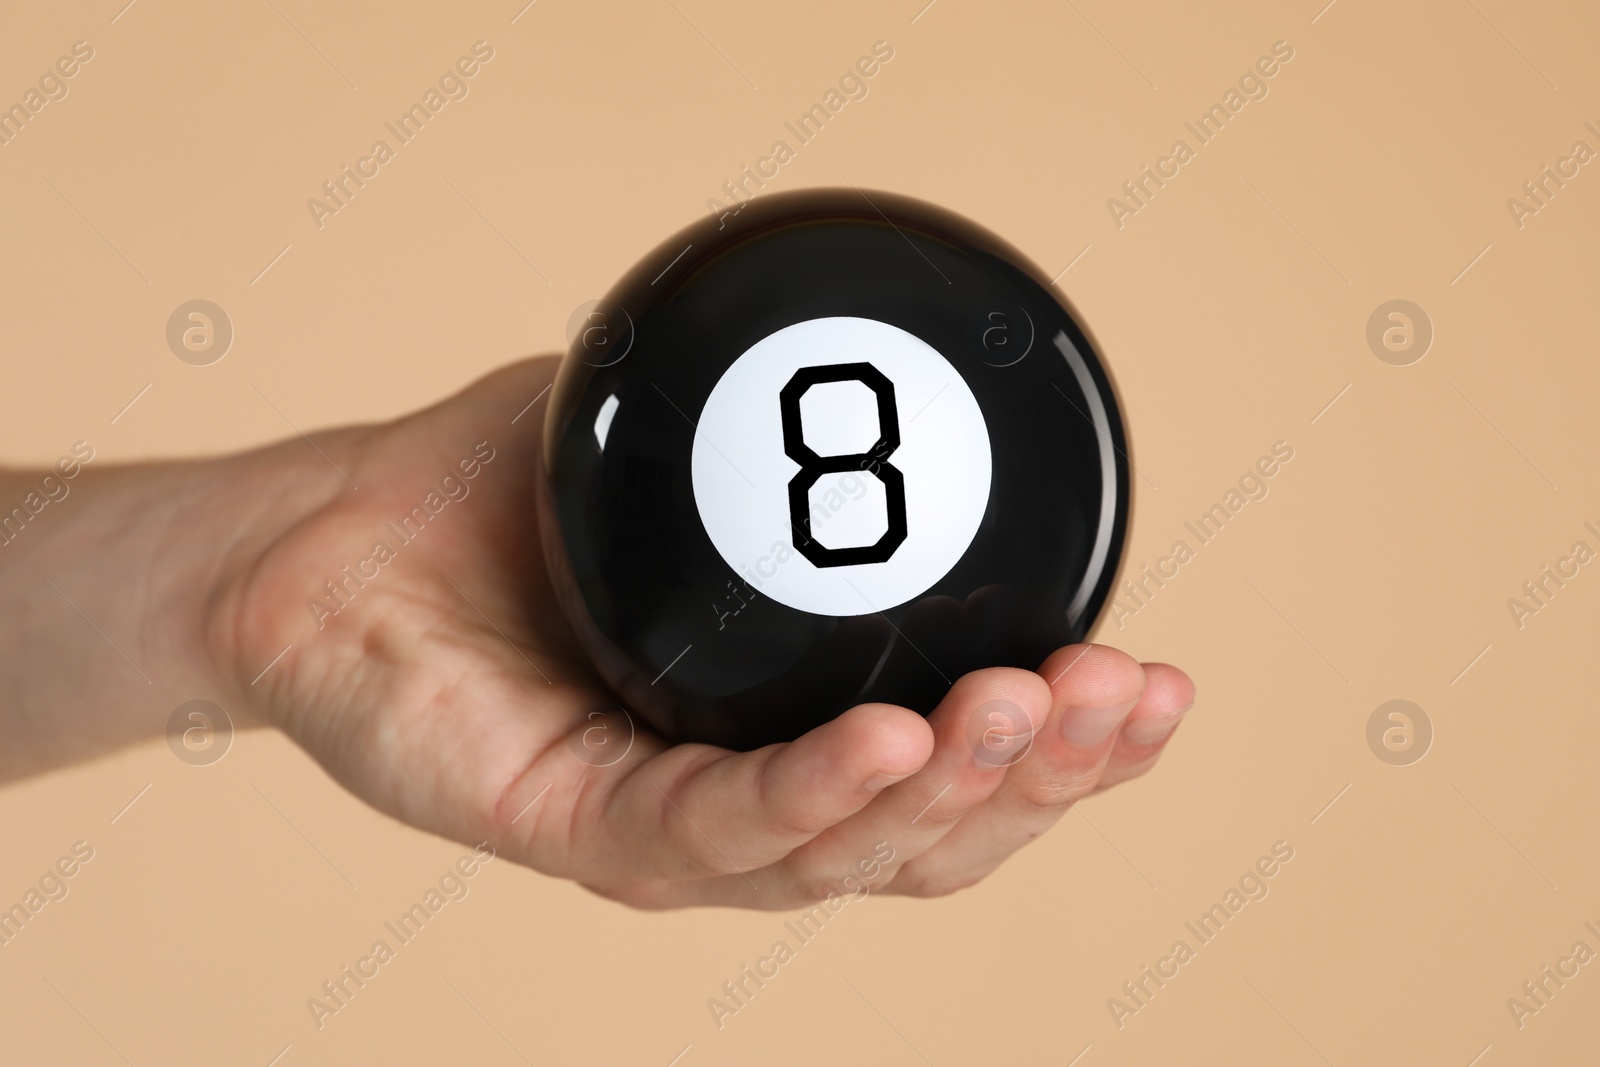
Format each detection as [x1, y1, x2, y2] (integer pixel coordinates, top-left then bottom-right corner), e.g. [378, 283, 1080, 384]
[663, 817, 754, 880]
[788, 875, 847, 906]
[910, 805, 965, 830]
[766, 798, 833, 840]
[1074, 643, 1142, 676]
[1010, 769, 1100, 815]
[908, 788, 972, 828]
[1048, 644, 1145, 700]
[651, 774, 745, 878]
[674, 827, 740, 878]
[754, 758, 837, 840]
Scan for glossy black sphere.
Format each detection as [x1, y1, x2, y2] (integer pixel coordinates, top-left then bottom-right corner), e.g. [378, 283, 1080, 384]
[539, 189, 1129, 751]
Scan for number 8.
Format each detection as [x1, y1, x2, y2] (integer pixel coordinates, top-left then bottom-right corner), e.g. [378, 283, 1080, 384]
[778, 363, 908, 568]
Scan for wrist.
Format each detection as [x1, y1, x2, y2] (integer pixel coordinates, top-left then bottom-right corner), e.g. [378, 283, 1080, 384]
[0, 431, 361, 774]
[155, 433, 367, 720]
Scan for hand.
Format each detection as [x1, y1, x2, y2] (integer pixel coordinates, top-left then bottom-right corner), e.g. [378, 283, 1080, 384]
[184, 358, 1195, 909]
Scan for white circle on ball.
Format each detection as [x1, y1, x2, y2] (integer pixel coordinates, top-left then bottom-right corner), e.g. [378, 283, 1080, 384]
[691, 316, 992, 617]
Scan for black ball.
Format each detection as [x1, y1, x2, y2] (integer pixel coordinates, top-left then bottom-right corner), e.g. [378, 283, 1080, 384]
[539, 189, 1129, 751]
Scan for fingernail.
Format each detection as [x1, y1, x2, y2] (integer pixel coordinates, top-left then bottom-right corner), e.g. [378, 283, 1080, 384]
[1059, 699, 1138, 746]
[1121, 703, 1193, 746]
[863, 772, 911, 793]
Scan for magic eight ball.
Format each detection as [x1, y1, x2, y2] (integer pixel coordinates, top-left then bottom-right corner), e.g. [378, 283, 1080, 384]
[538, 189, 1129, 751]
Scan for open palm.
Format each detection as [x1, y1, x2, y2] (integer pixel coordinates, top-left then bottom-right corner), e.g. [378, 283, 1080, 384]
[207, 358, 1193, 909]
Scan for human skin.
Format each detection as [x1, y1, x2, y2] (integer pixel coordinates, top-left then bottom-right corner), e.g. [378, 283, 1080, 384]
[0, 357, 1194, 909]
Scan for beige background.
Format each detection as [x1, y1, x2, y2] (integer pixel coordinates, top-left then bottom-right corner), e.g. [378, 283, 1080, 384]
[3, 0, 1598, 1063]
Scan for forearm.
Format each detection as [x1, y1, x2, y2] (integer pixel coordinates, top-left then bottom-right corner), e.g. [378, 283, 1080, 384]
[0, 438, 347, 780]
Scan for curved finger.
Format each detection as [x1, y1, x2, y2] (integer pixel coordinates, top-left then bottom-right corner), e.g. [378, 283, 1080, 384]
[700, 667, 1052, 910]
[1093, 662, 1194, 791]
[576, 702, 934, 892]
[881, 644, 1148, 897]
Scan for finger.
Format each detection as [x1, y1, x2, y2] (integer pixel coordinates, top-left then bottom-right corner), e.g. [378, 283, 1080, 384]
[573, 702, 934, 890]
[882, 644, 1147, 897]
[696, 667, 1052, 910]
[1093, 662, 1195, 791]
[404, 355, 560, 446]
